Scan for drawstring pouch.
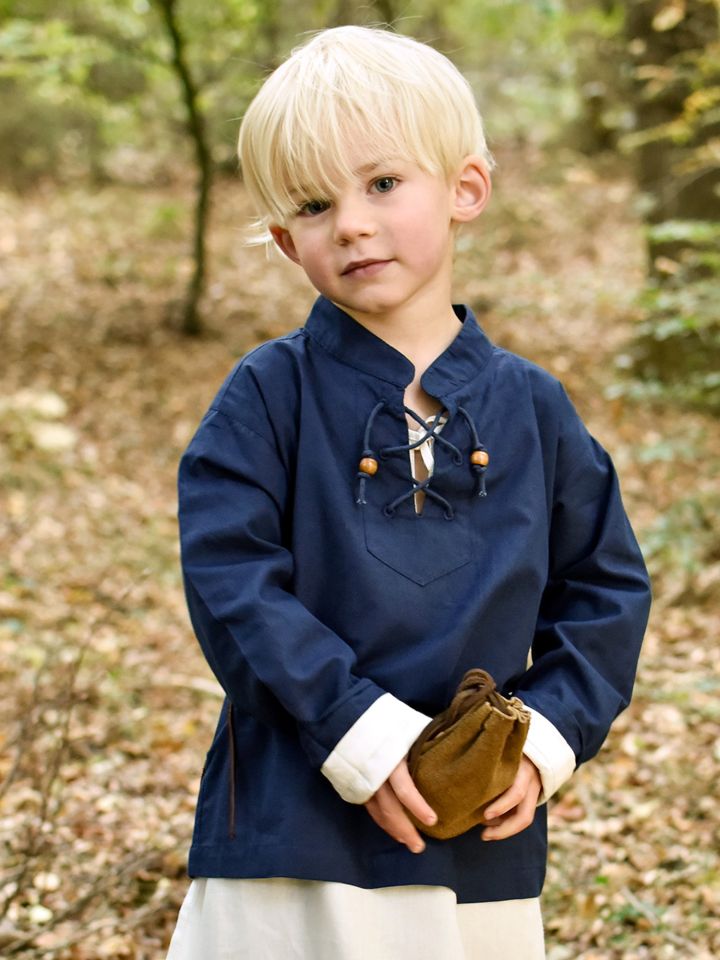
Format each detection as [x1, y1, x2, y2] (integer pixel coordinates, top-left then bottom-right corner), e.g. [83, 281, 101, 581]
[407, 669, 530, 840]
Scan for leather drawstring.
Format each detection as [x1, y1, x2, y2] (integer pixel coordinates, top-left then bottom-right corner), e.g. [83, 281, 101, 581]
[227, 702, 237, 840]
[383, 470, 455, 520]
[458, 405, 489, 498]
[383, 408, 462, 463]
[356, 402, 490, 511]
[411, 669, 517, 751]
[355, 400, 386, 505]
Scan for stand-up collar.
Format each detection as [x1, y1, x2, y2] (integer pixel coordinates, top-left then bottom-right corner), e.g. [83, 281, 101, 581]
[304, 296, 494, 398]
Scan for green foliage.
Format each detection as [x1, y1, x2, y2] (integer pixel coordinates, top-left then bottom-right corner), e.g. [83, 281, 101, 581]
[0, 0, 601, 188]
[619, 41, 720, 158]
[640, 491, 720, 579]
[0, 76, 102, 187]
[648, 219, 720, 246]
[0, 7, 162, 185]
[86, 57, 147, 101]
[621, 218, 720, 411]
[0, 3, 214, 183]
[616, 7, 720, 413]
[145, 199, 187, 239]
[444, 0, 603, 146]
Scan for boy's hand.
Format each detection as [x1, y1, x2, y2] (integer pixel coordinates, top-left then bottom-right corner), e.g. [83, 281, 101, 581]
[364, 758, 437, 854]
[482, 757, 542, 841]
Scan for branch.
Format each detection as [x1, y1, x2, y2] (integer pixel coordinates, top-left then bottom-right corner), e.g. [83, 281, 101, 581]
[151, 0, 212, 335]
[2, 849, 170, 955]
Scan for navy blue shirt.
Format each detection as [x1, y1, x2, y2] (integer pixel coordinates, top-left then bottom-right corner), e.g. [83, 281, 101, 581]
[178, 295, 651, 903]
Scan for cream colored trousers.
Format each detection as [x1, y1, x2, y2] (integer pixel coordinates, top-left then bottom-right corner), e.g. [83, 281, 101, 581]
[166, 877, 546, 960]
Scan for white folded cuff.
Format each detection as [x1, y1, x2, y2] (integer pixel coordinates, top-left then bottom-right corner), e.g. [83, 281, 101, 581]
[523, 707, 577, 803]
[320, 694, 432, 804]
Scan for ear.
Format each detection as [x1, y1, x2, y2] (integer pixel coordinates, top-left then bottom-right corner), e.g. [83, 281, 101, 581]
[269, 225, 302, 265]
[450, 155, 492, 224]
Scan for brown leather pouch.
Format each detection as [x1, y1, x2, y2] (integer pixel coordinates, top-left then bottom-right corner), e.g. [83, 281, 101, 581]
[407, 669, 530, 840]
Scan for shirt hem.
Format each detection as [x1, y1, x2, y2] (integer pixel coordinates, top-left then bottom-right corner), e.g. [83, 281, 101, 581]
[187, 845, 546, 905]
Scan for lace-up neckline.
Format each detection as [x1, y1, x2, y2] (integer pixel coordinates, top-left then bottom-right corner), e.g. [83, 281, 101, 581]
[355, 402, 489, 517]
[407, 416, 447, 514]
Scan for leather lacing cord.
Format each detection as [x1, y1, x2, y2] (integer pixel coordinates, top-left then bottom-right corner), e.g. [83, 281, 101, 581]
[227, 702, 237, 840]
[355, 401, 489, 513]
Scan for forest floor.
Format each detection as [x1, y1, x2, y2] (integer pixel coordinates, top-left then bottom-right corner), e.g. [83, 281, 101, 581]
[1, 141, 719, 959]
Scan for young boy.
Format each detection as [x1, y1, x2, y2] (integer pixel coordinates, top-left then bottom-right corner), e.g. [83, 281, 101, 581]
[167, 25, 651, 960]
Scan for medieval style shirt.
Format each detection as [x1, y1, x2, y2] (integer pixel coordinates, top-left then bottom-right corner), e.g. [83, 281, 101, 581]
[177, 295, 651, 904]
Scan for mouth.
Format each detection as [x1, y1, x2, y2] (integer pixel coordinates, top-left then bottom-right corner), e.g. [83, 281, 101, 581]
[341, 259, 391, 277]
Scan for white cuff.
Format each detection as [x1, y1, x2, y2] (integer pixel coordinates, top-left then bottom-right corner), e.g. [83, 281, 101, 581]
[522, 708, 576, 803]
[320, 694, 432, 804]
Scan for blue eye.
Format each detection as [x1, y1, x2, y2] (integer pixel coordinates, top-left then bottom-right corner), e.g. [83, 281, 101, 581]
[299, 199, 330, 216]
[374, 177, 396, 193]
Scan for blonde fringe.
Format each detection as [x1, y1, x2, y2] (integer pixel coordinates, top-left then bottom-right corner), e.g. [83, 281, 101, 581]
[238, 25, 496, 248]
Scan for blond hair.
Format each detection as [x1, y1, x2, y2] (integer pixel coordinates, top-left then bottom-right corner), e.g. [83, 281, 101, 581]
[238, 25, 495, 245]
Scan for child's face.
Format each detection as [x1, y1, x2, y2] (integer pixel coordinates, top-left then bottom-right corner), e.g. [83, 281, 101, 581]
[270, 154, 487, 327]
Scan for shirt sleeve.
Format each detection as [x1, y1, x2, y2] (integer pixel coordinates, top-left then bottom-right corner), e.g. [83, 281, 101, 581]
[178, 407, 391, 776]
[321, 694, 432, 803]
[522, 707, 576, 803]
[514, 383, 652, 769]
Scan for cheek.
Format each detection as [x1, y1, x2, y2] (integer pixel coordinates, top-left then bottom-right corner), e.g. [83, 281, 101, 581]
[298, 255, 329, 286]
[291, 238, 327, 278]
[405, 223, 449, 269]
[401, 203, 451, 262]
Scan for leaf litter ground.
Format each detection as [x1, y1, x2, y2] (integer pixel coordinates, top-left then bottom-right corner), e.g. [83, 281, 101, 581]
[0, 145, 718, 958]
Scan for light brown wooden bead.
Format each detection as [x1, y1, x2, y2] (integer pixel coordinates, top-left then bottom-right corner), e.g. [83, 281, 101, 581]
[359, 457, 379, 476]
[470, 450, 489, 467]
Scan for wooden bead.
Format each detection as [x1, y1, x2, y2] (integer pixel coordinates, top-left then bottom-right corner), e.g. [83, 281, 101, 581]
[470, 450, 489, 467]
[359, 457, 379, 476]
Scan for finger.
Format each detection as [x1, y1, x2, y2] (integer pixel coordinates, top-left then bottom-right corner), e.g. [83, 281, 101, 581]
[483, 760, 535, 821]
[365, 788, 426, 854]
[482, 800, 535, 840]
[482, 786, 537, 841]
[388, 761, 438, 827]
[483, 775, 530, 822]
[482, 815, 506, 828]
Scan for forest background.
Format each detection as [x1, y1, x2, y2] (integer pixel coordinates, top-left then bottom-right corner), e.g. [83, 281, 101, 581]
[0, 0, 719, 957]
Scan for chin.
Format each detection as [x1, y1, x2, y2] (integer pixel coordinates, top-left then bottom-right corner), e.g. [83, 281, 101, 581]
[334, 294, 405, 317]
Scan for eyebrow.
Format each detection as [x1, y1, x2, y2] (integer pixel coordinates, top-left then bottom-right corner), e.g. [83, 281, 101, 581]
[289, 159, 400, 204]
[353, 159, 400, 175]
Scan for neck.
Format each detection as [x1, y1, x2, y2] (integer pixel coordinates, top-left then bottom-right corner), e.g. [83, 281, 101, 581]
[351, 301, 461, 420]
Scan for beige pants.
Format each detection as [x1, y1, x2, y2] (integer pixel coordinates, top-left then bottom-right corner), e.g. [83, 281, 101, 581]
[166, 877, 546, 960]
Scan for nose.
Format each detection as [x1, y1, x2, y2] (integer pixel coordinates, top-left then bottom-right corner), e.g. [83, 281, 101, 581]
[332, 194, 376, 244]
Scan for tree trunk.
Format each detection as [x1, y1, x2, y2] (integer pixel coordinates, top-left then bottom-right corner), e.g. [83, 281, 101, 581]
[625, 0, 720, 265]
[622, 0, 720, 398]
[153, 0, 212, 336]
